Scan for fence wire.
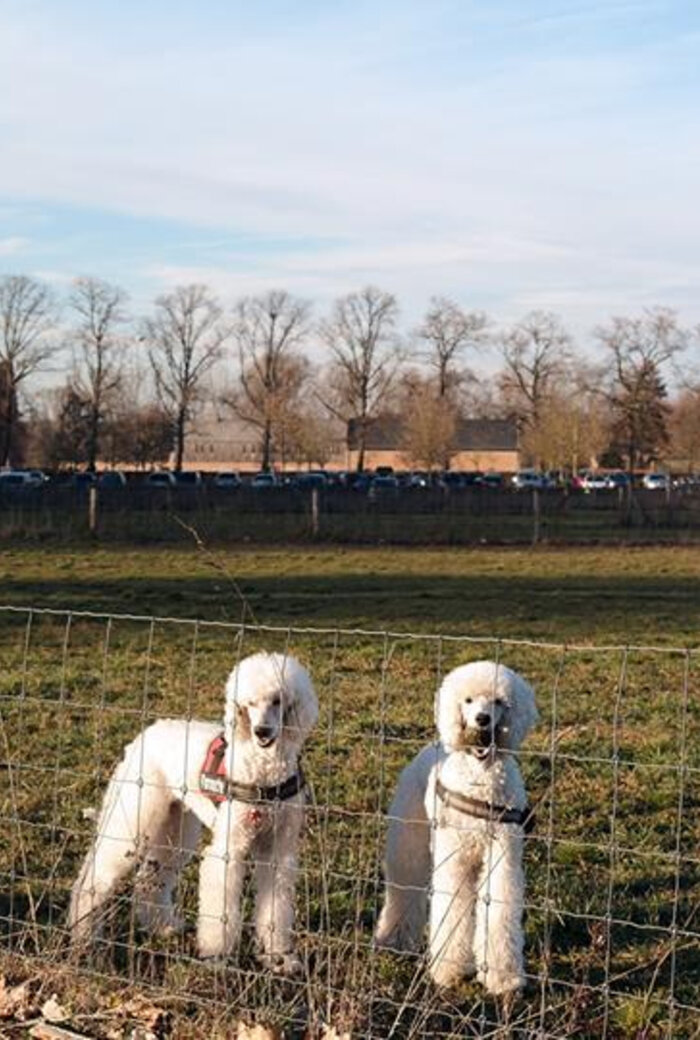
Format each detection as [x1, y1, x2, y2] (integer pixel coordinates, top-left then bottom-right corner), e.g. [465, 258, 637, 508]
[0, 604, 699, 1039]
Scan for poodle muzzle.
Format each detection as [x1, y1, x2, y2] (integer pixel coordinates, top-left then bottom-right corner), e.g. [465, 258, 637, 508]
[458, 722, 505, 758]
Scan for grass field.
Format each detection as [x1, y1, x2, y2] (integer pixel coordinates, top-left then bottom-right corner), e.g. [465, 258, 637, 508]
[1, 544, 700, 1038]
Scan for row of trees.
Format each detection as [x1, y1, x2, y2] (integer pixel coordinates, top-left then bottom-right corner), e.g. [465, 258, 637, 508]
[1, 273, 698, 474]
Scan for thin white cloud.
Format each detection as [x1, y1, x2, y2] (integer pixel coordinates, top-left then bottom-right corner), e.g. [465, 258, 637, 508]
[0, 236, 29, 256]
[0, 1, 698, 334]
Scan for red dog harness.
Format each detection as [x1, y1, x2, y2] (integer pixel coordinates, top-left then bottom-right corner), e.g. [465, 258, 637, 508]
[199, 733, 306, 807]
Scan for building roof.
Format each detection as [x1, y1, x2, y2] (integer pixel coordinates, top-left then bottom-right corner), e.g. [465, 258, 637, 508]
[347, 415, 518, 451]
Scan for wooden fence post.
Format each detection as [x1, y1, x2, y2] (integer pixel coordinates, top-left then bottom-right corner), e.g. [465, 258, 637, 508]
[532, 487, 540, 545]
[311, 487, 320, 538]
[88, 484, 98, 536]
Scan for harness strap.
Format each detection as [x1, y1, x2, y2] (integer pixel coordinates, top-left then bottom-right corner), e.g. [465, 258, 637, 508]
[199, 733, 306, 805]
[436, 777, 535, 833]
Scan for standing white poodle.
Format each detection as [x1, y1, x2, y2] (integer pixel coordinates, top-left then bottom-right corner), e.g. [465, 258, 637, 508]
[375, 660, 537, 995]
[69, 651, 318, 974]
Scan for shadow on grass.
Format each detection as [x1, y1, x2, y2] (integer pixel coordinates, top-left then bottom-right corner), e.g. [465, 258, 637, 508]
[1, 570, 699, 642]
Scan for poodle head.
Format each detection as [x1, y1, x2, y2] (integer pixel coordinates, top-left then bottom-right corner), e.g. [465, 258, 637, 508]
[436, 660, 537, 755]
[224, 651, 319, 752]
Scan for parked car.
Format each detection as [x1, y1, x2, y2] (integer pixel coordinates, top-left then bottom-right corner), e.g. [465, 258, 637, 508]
[174, 470, 202, 488]
[406, 471, 430, 489]
[146, 470, 176, 489]
[70, 471, 97, 489]
[581, 472, 609, 492]
[606, 471, 630, 489]
[98, 470, 127, 490]
[295, 471, 328, 490]
[21, 469, 49, 487]
[212, 471, 242, 490]
[511, 470, 550, 490]
[346, 472, 371, 492]
[368, 474, 399, 498]
[250, 471, 279, 489]
[439, 472, 464, 490]
[481, 472, 504, 489]
[0, 470, 38, 491]
[642, 472, 670, 491]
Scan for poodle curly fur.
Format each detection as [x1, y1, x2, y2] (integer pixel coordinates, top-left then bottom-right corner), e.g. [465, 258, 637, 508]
[375, 660, 538, 995]
[69, 651, 318, 974]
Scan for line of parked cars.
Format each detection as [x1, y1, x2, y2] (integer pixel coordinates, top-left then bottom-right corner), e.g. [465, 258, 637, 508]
[0, 466, 692, 496]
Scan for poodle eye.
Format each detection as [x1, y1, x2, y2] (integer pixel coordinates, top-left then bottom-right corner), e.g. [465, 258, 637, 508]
[494, 697, 504, 707]
[272, 696, 281, 708]
[464, 697, 472, 704]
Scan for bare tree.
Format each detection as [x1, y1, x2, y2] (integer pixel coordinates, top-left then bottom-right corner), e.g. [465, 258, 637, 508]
[596, 308, 687, 473]
[69, 277, 129, 471]
[498, 311, 573, 467]
[521, 376, 609, 474]
[104, 403, 173, 470]
[417, 297, 488, 399]
[669, 389, 700, 473]
[320, 285, 402, 472]
[143, 284, 227, 471]
[228, 291, 311, 471]
[0, 274, 57, 466]
[397, 371, 458, 471]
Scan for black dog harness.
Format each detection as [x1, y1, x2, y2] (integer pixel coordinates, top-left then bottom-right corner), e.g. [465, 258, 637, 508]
[199, 733, 306, 805]
[436, 777, 535, 833]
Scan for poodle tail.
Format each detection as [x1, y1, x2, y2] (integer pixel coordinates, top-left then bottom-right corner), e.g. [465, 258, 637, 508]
[375, 759, 432, 952]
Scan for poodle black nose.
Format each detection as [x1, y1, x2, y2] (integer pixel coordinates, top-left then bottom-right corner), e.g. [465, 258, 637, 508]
[254, 725, 275, 742]
[475, 713, 492, 728]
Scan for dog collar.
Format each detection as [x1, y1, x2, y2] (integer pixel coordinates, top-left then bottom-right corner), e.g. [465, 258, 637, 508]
[435, 776, 534, 833]
[199, 733, 306, 806]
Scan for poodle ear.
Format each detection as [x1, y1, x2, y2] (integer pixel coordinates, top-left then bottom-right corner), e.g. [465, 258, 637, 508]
[223, 665, 242, 735]
[503, 673, 538, 749]
[284, 658, 319, 742]
[435, 676, 463, 751]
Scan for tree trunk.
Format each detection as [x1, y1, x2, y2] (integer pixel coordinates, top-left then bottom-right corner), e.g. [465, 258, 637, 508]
[261, 419, 272, 472]
[87, 402, 100, 472]
[357, 420, 366, 473]
[174, 408, 185, 471]
[1, 390, 15, 468]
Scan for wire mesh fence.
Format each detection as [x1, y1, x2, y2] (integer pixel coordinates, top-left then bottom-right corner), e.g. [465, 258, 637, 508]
[1, 604, 699, 1038]
[4, 482, 700, 545]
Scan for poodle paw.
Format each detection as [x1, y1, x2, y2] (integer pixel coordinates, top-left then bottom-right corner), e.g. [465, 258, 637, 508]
[259, 951, 303, 977]
[374, 926, 421, 953]
[429, 959, 464, 990]
[138, 904, 185, 936]
[477, 967, 524, 996]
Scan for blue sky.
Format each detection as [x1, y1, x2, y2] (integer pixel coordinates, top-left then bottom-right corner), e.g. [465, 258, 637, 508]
[1, 0, 699, 345]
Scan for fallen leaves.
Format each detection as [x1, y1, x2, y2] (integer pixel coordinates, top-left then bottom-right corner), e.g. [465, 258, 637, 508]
[236, 1024, 283, 1040]
[0, 976, 37, 1020]
[41, 994, 70, 1024]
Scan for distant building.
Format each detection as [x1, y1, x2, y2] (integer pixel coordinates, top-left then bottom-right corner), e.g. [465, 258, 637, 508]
[346, 415, 519, 473]
[181, 405, 519, 474]
[183, 404, 346, 472]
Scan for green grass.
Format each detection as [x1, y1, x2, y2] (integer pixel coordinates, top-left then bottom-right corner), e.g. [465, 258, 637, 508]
[1, 544, 700, 1037]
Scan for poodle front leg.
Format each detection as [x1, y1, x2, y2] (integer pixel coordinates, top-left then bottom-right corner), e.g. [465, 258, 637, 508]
[254, 805, 304, 975]
[473, 831, 526, 996]
[428, 829, 476, 989]
[197, 808, 249, 959]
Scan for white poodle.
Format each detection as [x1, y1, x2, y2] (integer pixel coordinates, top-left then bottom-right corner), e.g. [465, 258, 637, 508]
[69, 651, 318, 974]
[375, 660, 537, 995]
